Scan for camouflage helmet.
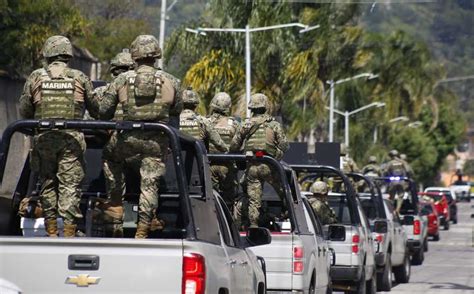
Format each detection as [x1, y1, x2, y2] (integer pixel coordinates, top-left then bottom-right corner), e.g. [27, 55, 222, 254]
[340, 143, 349, 156]
[42, 35, 73, 58]
[400, 154, 407, 161]
[182, 87, 200, 105]
[210, 92, 232, 113]
[368, 156, 377, 163]
[310, 181, 328, 195]
[130, 35, 161, 61]
[389, 149, 399, 158]
[248, 93, 268, 109]
[110, 52, 134, 69]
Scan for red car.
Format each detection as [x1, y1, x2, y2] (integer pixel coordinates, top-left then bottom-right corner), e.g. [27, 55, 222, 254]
[418, 192, 450, 230]
[419, 201, 440, 241]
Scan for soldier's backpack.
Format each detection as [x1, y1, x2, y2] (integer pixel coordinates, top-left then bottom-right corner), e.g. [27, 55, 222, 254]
[244, 116, 278, 157]
[125, 71, 166, 121]
[388, 160, 406, 177]
[180, 111, 204, 140]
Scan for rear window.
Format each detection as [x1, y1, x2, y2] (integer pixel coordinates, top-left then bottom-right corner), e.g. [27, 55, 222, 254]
[360, 197, 378, 221]
[327, 194, 352, 225]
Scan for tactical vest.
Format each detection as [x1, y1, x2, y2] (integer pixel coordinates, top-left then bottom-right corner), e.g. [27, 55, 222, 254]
[35, 70, 83, 120]
[388, 160, 406, 177]
[123, 71, 168, 122]
[244, 118, 277, 157]
[209, 115, 236, 153]
[180, 112, 203, 140]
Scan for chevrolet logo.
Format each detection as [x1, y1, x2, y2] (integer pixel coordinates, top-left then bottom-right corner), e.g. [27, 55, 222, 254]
[66, 274, 100, 287]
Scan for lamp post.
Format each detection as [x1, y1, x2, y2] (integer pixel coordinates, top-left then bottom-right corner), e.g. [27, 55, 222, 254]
[326, 73, 378, 142]
[158, 0, 179, 69]
[373, 116, 410, 144]
[325, 102, 385, 147]
[186, 23, 320, 117]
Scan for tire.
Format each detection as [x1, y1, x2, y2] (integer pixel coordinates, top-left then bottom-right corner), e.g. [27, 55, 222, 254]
[393, 254, 411, 283]
[424, 238, 429, 252]
[433, 233, 440, 241]
[309, 273, 316, 294]
[453, 218, 457, 224]
[411, 248, 424, 266]
[377, 253, 392, 291]
[354, 268, 366, 294]
[366, 267, 377, 294]
[326, 281, 333, 294]
[444, 221, 450, 230]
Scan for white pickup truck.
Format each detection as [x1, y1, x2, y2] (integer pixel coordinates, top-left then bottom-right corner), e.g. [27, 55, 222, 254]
[209, 155, 333, 294]
[0, 120, 268, 293]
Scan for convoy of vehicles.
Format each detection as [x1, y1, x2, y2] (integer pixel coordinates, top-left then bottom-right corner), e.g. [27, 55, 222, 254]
[418, 192, 451, 230]
[0, 120, 453, 293]
[424, 187, 458, 224]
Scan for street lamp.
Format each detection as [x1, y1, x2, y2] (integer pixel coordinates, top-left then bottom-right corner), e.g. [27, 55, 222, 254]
[373, 116, 410, 144]
[325, 102, 385, 147]
[186, 23, 320, 117]
[158, 0, 179, 69]
[408, 121, 423, 128]
[326, 73, 378, 142]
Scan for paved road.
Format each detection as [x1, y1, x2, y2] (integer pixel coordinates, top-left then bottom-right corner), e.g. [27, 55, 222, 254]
[382, 201, 474, 294]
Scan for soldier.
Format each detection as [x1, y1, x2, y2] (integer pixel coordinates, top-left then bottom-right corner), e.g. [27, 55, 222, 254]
[340, 143, 359, 173]
[385, 149, 407, 213]
[308, 181, 338, 225]
[399, 153, 414, 178]
[19, 35, 99, 237]
[207, 92, 240, 208]
[362, 156, 382, 177]
[230, 93, 289, 228]
[179, 88, 228, 153]
[99, 35, 180, 238]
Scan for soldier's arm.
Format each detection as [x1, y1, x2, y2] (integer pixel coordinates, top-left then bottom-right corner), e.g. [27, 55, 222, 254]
[203, 118, 229, 152]
[230, 125, 246, 153]
[19, 77, 35, 119]
[273, 122, 289, 159]
[99, 77, 123, 120]
[80, 73, 100, 119]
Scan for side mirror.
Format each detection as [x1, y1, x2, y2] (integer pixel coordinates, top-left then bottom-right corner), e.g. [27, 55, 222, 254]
[374, 220, 388, 234]
[246, 228, 272, 247]
[401, 215, 414, 226]
[328, 224, 346, 241]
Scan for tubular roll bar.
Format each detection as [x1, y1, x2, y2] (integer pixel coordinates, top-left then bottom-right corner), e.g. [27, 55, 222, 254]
[290, 164, 362, 224]
[347, 172, 386, 219]
[0, 119, 198, 239]
[373, 176, 419, 214]
[208, 154, 301, 234]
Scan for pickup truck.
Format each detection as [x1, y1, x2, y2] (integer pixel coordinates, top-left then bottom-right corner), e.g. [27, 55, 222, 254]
[348, 173, 410, 291]
[208, 154, 332, 294]
[293, 165, 377, 294]
[0, 119, 268, 293]
[374, 177, 427, 266]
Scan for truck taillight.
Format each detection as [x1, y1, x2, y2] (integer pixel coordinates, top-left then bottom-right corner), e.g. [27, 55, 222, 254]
[375, 234, 383, 243]
[352, 234, 360, 254]
[293, 246, 304, 273]
[413, 220, 421, 235]
[182, 253, 206, 294]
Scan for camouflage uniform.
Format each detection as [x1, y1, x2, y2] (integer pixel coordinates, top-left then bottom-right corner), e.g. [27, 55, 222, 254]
[362, 156, 382, 177]
[207, 92, 240, 208]
[308, 181, 338, 225]
[340, 144, 359, 173]
[99, 35, 180, 238]
[179, 88, 228, 153]
[19, 35, 99, 237]
[230, 93, 289, 228]
[385, 150, 408, 213]
[399, 154, 413, 178]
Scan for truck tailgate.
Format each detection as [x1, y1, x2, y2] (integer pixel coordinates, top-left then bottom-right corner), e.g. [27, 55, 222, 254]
[0, 237, 183, 293]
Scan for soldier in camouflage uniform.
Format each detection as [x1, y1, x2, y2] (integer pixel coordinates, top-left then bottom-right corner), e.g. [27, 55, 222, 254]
[362, 156, 382, 177]
[340, 143, 359, 173]
[179, 88, 228, 153]
[230, 93, 289, 228]
[99, 35, 181, 238]
[19, 35, 99, 237]
[207, 92, 240, 208]
[385, 149, 408, 213]
[399, 153, 413, 178]
[309, 181, 338, 225]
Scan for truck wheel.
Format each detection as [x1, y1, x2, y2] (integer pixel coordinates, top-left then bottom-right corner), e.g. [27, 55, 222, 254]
[411, 248, 424, 266]
[423, 238, 429, 252]
[366, 268, 377, 294]
[354, 269, 366, 294]
[377, 253, 392, 291]
[393, 254, 411, 283]
[444, 221, 450, 230]
[433, 233, 440, 241]
[453, 218, 457, 224]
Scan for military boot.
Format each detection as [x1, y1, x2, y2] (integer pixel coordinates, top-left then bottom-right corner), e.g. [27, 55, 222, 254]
[150, 216, 165, 232]
[44, 219, 58, 237]
[135, 223, 150, 239]
[100, 203, 124, 237]
[63, 224, 77, 237]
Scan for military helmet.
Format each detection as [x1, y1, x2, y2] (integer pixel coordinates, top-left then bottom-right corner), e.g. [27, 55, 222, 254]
[310, 181, 328, 195]
[42, 35, 73, 58]
[110, 52, 134, 69]
[400, 154, 407, 161]
[389, 149, 399, 158]
[248, 93, 268, 109]
[182, 87, 200, 105]
[369, 156, 377, 163]
[130, 35, 162, 61]
[210, 92, 232, 113]
[340, 143, 348, 156]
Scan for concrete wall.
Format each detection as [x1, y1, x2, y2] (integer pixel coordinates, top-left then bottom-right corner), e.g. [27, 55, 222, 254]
[0, 75, 29, 197]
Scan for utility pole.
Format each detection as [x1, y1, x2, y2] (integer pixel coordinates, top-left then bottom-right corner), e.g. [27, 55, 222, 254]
[158, 0, 167, 69]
